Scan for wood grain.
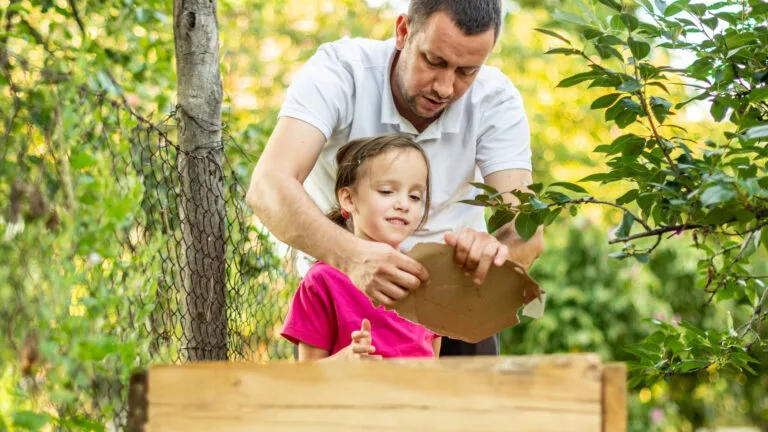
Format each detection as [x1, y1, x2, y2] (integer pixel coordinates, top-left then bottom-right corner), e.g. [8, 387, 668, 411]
[602, 362, 627, 432]
[145, 354, 614, 432]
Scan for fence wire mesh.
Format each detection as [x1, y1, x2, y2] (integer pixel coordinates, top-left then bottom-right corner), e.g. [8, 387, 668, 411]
[80, 91, 296, 428]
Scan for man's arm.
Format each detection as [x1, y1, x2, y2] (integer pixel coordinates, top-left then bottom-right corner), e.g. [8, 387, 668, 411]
[444, 168, 544, 284]
[245, 117, 428, 305]
[484, 168, 544, 270]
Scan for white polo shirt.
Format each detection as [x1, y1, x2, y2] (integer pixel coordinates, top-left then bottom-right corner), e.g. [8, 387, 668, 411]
[279, 37, 531, 259]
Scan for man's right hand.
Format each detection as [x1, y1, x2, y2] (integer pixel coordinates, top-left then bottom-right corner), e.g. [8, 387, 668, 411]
[343, 239, 429, 308]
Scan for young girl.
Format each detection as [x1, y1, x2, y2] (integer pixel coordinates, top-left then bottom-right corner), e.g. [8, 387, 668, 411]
[281, 134, 441, 360]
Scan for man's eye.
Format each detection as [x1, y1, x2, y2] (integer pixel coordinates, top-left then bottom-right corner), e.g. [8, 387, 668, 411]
[424, 55, 440, 66]
[460, 68, 478, 77]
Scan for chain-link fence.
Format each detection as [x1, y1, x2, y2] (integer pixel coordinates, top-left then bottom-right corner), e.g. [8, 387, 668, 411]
[90, 92, 297, 428]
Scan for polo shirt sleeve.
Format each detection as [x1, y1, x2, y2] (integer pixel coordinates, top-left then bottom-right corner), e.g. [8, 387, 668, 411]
[476, 83, 533, 177]
[278, 41, 355, 140]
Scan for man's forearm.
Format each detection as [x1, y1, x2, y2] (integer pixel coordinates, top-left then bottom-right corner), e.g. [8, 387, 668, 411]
[495, 223, 544, 270]
[246, 170, 359, 270]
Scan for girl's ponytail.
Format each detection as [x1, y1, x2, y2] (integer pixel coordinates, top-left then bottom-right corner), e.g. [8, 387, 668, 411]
[326, 206, 352, 231]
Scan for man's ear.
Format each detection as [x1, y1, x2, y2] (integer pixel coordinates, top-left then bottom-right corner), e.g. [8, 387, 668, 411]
[338, 187, 356, 214]
[394, 14, 410, 50]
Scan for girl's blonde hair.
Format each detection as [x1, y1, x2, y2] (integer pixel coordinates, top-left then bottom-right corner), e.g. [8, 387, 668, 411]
[327, 134, 432, 231]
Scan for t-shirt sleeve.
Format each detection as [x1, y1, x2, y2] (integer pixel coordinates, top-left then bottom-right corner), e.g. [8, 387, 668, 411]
[280, 270, 336, 352]
[476, 82, 533, 177]
[277, 41, 355, 140]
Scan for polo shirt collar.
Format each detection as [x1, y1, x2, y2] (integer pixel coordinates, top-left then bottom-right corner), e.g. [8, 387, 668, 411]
[380, 40, 465, 140]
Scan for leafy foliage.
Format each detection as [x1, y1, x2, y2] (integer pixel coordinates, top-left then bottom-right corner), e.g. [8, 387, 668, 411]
[473, 0, 768, 387]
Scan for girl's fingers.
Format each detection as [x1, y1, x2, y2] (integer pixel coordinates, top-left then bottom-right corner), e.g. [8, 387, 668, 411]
[352, 343, 376, 354]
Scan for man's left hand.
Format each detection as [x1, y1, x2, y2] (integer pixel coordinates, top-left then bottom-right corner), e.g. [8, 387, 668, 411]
[444, 228, 509, 285]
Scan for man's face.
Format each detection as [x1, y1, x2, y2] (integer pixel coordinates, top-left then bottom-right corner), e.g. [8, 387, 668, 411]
[393, 11, 495, 120]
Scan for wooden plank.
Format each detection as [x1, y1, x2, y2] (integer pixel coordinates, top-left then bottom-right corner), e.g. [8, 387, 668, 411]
[146, 354, 605, 432]
[602, 363, 627, 432]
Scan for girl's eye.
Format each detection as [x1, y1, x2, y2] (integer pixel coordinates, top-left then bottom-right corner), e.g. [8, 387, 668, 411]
[379, 190, 393, 195]
[410, 195, 422, 201]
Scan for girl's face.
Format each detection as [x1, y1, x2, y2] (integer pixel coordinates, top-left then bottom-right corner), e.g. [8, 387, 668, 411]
[339, 148, 428, 249]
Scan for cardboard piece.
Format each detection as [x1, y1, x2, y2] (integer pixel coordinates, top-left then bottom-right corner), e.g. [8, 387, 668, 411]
[395, 242, 543, 343]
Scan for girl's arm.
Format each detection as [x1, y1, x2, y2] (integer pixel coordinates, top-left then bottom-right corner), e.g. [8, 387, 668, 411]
[297, 342, 331, 361]
[432, 337, 442, 358]
[297, 319, 380, 362]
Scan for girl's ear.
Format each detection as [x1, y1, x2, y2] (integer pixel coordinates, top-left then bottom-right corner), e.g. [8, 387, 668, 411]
[338, 187, 356, 214]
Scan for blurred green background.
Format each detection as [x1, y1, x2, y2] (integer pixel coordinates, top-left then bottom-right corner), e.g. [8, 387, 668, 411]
[0, 0, 766, 430]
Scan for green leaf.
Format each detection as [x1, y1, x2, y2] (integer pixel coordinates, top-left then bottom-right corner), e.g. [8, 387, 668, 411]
[748, 86, 768, 103]
[552, 9, 588, 26]
[762, 226, 768, 254]
[616, 189, 639, 205]
[597, 0, 623, 11]
[530, 197, 549, 210]
[11, 411, 51, 430]
[487, 210, 515, 234]
[740, 230, 761, 260]
[70, 152, 97, 170]
[591, 93, 622, 109]
[616, 211, 634, 238]
[582, 28, 604, 40]
[459, 199, 493, 207]
[678, 359, 708, 372]
[633, 253, 650, 264]
[617, 79, 642, 92]
[606, 97, 629, 120]
[580, 172, 621, 183]
[724, 31, 757, 50]
[543, 207, 563, 225]
[469, 182, 499, 195]
[664, 0, 686, 16]
[620, 13, 640, 31]
[700, 185, 736, 206]
[628, 37, 651, 59]
[534, 28, 573, 45]
[627, 374, 646, 388]
[745, 124, 768, 139]
[557, 71, 601, 88]
[596, 35, 626, 46]
[650, 96, 673, 123]
[545, 48, 582, 56]
[615, 110, 638, 128]
[549, 182, 588, 194]
[514, 212, 539, 241]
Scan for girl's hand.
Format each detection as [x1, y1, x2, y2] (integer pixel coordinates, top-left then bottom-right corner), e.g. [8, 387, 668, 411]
[338, 319, 382, 361]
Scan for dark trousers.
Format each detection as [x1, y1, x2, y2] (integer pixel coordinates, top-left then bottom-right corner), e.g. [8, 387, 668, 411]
[439, 334, 499, 356]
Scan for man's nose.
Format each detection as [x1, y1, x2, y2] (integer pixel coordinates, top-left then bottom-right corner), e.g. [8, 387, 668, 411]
[432, 70, 454, 100]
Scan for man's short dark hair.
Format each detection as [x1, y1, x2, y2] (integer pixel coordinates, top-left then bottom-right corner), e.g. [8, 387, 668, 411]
[407, 0, 502, 42]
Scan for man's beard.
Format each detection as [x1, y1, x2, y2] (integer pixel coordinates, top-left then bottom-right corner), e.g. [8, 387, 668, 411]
[394, 66, 441, 119]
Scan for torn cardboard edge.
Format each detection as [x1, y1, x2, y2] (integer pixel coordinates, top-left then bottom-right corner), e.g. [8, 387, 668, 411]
[394, 242, 545, 343]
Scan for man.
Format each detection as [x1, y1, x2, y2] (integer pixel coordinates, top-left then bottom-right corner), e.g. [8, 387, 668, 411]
[246, 0, 544, 356]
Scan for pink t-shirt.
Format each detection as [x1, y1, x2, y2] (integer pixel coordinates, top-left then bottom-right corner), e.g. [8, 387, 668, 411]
[281, 262, 438, 358]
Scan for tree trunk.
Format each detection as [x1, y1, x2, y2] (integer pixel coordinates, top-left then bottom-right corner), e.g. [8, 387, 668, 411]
[173, 0, 227, 361]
